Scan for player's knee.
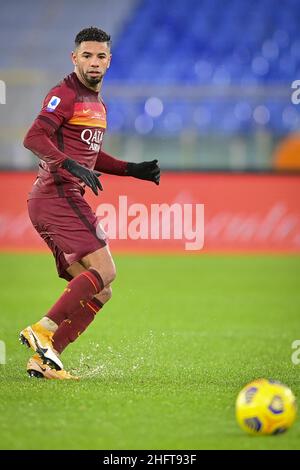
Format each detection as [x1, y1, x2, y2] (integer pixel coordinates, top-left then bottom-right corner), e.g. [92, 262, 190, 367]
[102, 265, 117, 286]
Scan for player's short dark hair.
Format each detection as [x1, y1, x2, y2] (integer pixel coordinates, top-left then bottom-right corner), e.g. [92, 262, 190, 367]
[75, 27, 111, 48]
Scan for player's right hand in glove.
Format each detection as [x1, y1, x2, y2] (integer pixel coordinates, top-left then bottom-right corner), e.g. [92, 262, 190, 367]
[126, 159, 160, 185]
[62, 158, 103, 195]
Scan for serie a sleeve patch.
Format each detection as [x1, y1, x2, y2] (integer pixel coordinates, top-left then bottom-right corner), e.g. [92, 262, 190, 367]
[46, 96, 61, 112]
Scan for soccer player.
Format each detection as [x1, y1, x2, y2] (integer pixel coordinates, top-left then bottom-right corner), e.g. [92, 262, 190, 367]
[20, 27, 160, 380]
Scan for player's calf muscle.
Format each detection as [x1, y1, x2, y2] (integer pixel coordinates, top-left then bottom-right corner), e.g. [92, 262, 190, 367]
[101, 266, 116, 286]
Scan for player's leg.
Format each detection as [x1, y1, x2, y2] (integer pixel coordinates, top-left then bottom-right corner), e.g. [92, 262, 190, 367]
[21, 250, 112, 369]
[51, 286, 112, 354]
[21, 196, 111, 370]
[21, 262, 107, 369]
[29, 243, 115, 353]
[44, 245, 115, 326]
[80, 244, 116, 287]
[26, 261, 112, 378]
[50, 261, 113, 355]
[38, 260, 112, 333]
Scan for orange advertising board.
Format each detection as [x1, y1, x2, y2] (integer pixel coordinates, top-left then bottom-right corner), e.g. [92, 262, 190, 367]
[0, 172, 299, 253]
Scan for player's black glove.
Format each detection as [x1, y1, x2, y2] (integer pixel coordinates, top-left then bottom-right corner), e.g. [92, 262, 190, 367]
[126, 159, 160, 185]
[62, 158, 103, 195]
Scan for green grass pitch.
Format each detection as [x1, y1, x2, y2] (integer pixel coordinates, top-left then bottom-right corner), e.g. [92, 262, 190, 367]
[0, 253, 299, 450]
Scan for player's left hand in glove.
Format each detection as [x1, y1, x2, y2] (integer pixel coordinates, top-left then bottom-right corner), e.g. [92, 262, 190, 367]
[62, 158, 103, 195]
[126, 159, 160, 185]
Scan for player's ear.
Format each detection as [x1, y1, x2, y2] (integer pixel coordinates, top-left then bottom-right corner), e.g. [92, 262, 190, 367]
[107, 53, 112, 69]
[71, 51, 77, 66]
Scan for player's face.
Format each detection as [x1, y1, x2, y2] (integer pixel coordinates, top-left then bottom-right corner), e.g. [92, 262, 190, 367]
[72, 41, 111, 88]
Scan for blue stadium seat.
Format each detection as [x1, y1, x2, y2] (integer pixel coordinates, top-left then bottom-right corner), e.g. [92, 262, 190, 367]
[2, 0, 299, 135]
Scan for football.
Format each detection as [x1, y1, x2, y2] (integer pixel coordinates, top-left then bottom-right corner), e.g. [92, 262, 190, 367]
[236, 379, 297, 435]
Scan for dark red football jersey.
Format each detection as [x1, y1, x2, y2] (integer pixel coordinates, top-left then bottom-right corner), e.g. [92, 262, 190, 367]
[26, 72, 108, 198]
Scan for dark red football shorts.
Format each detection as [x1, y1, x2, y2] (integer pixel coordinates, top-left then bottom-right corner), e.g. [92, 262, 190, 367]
[28, 195, 107, 281]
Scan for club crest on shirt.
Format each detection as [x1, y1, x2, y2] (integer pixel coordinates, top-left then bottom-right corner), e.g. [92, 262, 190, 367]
[46, 96, 61, 112]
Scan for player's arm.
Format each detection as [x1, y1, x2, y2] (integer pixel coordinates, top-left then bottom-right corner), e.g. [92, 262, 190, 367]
[95, 150, 160, 185]
[23, 115, 68, 167]
[23, 88, 102, 195]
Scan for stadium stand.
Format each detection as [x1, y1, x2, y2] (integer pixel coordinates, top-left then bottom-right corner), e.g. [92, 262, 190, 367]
[0, 0, 299, 169]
